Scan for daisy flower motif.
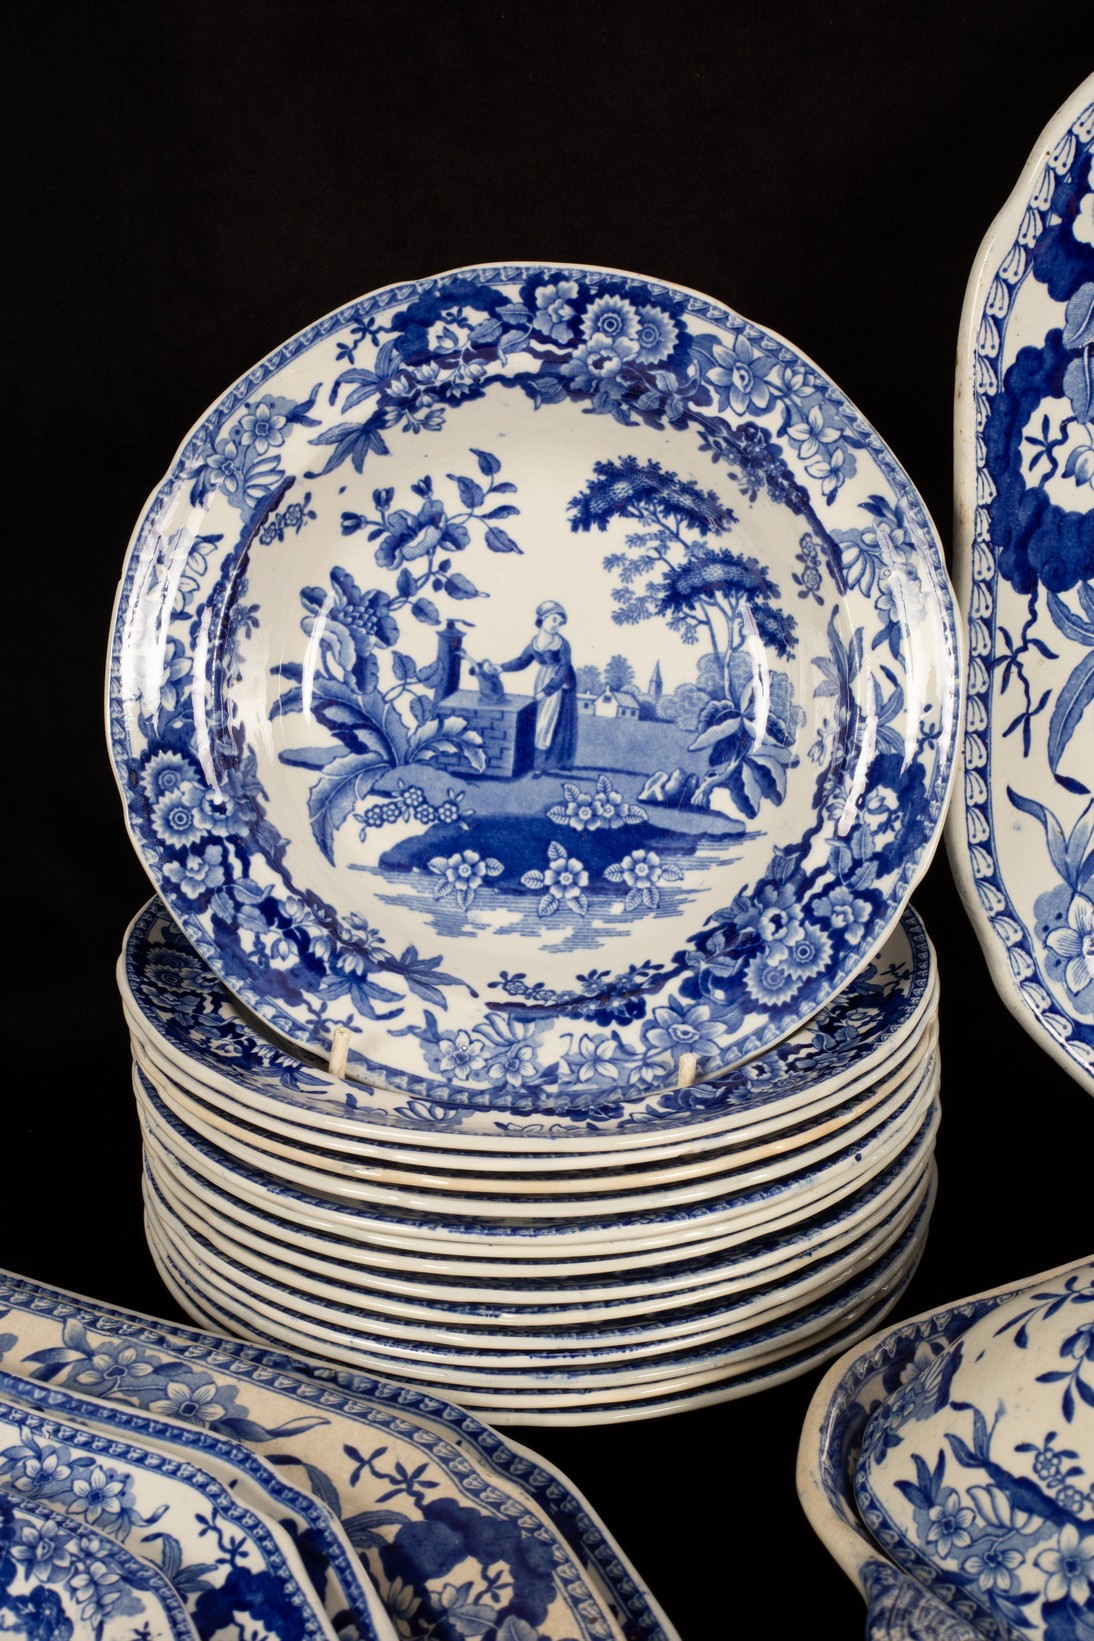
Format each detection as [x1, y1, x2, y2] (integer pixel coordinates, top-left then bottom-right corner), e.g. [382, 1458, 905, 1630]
[427, 849, 503, 911]
[632, 304, 678, 365]
[522, 841, 589, 916]
[604, 848, 683, 911]
[581, 293, 639, 343]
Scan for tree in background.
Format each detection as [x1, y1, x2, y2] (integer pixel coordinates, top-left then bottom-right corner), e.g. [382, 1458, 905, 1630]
[569, 456, 803, 817]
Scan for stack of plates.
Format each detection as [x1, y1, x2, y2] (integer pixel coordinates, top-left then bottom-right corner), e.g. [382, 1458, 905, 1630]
[0, 1266, 674, 1641]
[106, 261, 960, 1421]
[123, 894, 940, 1424]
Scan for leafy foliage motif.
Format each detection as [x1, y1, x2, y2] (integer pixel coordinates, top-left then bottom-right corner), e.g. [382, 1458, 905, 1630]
[273, 451, 520, 862]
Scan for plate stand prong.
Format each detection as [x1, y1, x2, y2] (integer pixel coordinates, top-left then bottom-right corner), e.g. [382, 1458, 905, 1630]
[328, 1025, 351, 1080]
[677, 1052, 698, 1089]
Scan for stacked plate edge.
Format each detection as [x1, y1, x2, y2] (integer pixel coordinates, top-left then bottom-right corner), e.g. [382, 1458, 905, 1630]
[122, 895, 940, 1425]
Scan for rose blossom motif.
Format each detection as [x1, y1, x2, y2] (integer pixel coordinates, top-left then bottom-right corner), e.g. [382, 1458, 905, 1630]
[562, 332, 639, 395]
[531, 278, 579, 344]
[708, 333, 776, 416]
[427, 849, 503, 911]
[522, 841, 589, 916]
[239, 399, 286, 453]
[373, 495, 470, 571]
[301, 567, 399, 672]
[1046, 893, 1094, 997]
[812, 885, 872, 946]
[162, 843, 226, 900]
[604, 848, 684, 911]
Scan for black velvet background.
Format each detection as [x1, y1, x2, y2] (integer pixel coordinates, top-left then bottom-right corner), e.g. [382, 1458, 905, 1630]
[6, 6, 1094, 1635]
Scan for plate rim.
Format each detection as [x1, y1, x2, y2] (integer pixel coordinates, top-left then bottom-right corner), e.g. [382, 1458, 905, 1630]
[945, 74, 1094, 1087]
[107, 260, 960, 1104]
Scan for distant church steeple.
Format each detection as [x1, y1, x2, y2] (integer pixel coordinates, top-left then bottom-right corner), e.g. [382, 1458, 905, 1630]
[648, 661, 663, 701]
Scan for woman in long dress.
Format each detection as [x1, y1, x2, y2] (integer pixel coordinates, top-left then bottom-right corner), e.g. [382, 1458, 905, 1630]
[494, 600, 578, 773]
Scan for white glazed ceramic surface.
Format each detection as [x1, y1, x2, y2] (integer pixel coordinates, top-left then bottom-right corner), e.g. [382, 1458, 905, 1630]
[146, 1199, 932, 1412]
[139, 1109, 937, 1301]
[121, 897, 938, 1153]
[138, 1079, 940, 1280]
[797, 1255, 1094, 1641]
[0, 1270, 668, 1641]
[108, 262, 958, 1109]
[133, 1055, 940, 1256]
[144, 1134, 934, 1335]
[854, 1258, 1094, 1641]
[947, 75, 1094, 1086]
[126, 1001, 936, 1191]
[132, 1023, 937, 1217]
[153, 1242, 928, 1426]
[141, 1154, 932, 1363]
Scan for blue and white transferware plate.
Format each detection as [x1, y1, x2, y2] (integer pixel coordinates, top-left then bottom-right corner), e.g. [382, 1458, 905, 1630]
[798, 1255, 1094, 1641]
[948, 77, 1094, 1087]
[0, 1364, 394, 1641]
[0, 1492, 199, 1641]
[109, 262, 959, 1105]
[133, 1025, 936, 1216]
[0, 1269, 673, 1639]
[139, 1100, 937, 1300]
[854, 1257, 1094, 1641]
[0, 1394, 338, 1641]
[146, 1192, 933, 1409]
[133, 1057, 940, 1255]
[127, 1016, 934, 1196]
[152, 1233, 928, 1428]
[144, 1139, 932, 1347]
[121, 897, 937, 1151]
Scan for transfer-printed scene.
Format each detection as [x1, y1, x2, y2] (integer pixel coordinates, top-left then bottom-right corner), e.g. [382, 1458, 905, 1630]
[966, 103, 1094, 1065]
[114, 265, 955, 1102]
